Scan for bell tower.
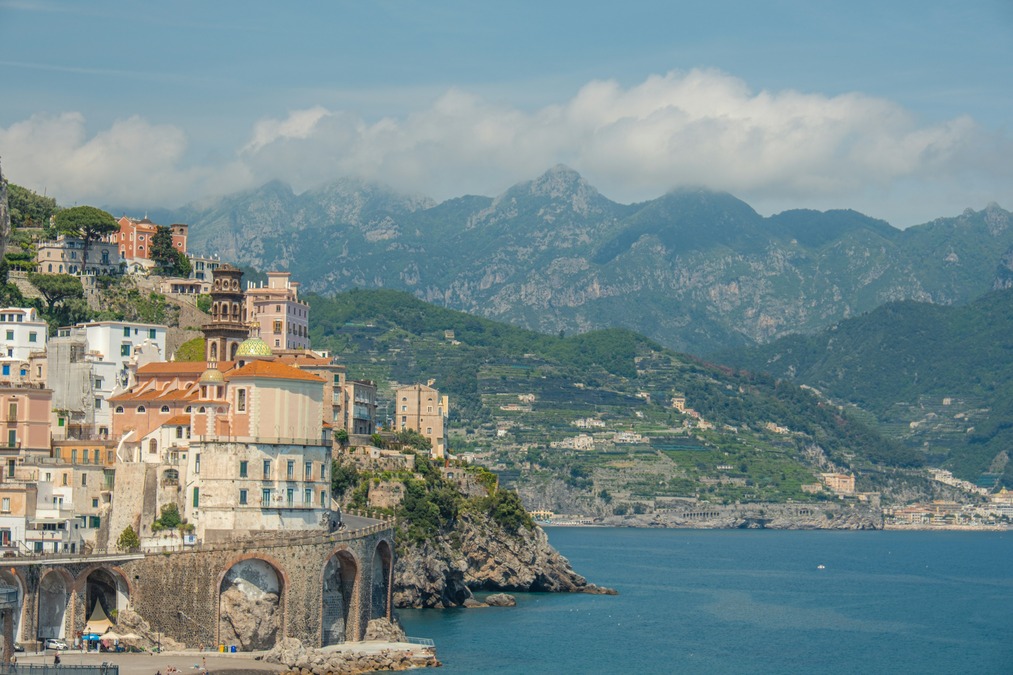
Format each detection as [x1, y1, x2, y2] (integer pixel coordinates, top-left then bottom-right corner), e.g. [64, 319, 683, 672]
[202, 264, 250, 362]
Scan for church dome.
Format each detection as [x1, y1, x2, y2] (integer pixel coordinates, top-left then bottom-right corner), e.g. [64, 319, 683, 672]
[199, 367, 225, 384]
[236, 337, 273, 357]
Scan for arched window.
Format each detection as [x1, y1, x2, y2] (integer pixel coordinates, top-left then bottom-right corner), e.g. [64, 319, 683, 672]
[210, 342, 218, 360]
[185, 406, 192, 413]
[137, 405, 146, 413]
[148, 438, 157, 454]
[114, 406, 124, 414]
[160, 405, 170, 414]
[176, 426, 184, 439]
[198, 406, 206, 414]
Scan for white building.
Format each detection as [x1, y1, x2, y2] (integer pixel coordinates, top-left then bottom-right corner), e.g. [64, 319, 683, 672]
[0, 307, 48, 362]
[52, 321, 167, 435]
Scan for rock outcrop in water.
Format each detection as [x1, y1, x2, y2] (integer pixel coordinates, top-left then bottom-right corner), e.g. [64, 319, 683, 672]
[394, 513, 615, 608]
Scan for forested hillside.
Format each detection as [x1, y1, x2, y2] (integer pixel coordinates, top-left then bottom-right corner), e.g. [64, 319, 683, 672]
[309, 289, 932, 512]
[718, 289, 1013, 489]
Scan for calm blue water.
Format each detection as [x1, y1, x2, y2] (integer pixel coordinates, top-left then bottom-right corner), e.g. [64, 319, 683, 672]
[399, 528, 1013, 674]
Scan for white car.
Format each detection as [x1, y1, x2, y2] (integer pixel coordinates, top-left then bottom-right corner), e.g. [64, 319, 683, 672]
[45, 638, 68, 650]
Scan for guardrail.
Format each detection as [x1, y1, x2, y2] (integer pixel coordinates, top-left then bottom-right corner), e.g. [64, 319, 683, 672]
[405, 637, 435, 647]
[0, 665, 119, 674]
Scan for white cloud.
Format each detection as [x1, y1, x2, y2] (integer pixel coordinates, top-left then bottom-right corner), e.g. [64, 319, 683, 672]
[2, 69, 1009, 225]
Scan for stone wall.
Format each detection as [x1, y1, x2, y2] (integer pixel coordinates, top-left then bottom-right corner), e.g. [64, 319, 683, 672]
[7, 523, 393, 651]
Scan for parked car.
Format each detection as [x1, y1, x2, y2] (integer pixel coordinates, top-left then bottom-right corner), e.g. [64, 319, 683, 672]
[45, 638, 68, 650]
[13, 643, 24, 652]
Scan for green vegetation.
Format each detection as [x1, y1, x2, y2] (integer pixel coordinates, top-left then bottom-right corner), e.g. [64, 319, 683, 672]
[7, 182, 58, 230]
[151, 503, 193, 533]
[175, 337, 205, 362]
[116, 525, 140, 552]
[151, 225, 191, 277]
[313, 288, 925, 509]
[53, 205, 119, 271]
[721, 289, 1013, 488]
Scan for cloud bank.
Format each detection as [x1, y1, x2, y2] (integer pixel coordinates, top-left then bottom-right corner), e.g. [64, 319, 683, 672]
[2, 69, 1008, 225]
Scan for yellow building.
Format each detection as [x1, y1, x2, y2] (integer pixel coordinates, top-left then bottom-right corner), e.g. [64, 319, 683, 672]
[394, 383, 448, 459]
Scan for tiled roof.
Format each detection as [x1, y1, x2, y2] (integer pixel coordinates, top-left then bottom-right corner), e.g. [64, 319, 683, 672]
[162, 415, 191, 426]
[226, 360, 324, 383]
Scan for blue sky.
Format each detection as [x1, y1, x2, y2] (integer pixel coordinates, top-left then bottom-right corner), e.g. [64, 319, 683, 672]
[1, 0, 1011, 227]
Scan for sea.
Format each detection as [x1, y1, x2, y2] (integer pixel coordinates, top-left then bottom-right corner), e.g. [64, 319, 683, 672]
[399, 527, 1013, 674]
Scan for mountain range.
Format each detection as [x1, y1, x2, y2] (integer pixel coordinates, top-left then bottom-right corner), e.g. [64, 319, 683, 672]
[116, 166, 1011, 355]
[719, 289, 1013, 489]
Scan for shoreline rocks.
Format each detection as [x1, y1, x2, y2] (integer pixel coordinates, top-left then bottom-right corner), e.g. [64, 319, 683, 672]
[265, 636, 440, 674]
[394, 514, 616, 609]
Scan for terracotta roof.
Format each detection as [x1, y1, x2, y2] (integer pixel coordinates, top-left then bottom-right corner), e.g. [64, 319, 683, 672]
[138, 362, 235, 376]
[226, 360, 324, 383]
[162, 415, 191, 426]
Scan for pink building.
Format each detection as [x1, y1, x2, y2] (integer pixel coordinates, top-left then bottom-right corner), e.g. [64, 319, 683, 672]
[245, 272, 311, 351]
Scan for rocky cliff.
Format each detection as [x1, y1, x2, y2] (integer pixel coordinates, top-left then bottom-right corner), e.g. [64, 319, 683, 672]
[393, 513, 614, 609]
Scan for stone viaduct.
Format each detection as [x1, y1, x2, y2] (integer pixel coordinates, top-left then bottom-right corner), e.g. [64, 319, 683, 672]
[0, 520, 394, 655]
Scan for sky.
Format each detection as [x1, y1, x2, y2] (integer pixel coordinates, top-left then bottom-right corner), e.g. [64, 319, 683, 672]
[1, 0, 1011, 227]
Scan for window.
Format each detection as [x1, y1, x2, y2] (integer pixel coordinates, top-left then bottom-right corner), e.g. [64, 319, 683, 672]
[287, 460, 294, 480]
[7, 402, 16, 420]
[95, 398, 102, 410]
[1, 365, 8, 376]
[7, 430, 15, 448]
[239, 489, 248, 505]
[81, 473, 87, 486]
[304, 461, 312, 480]
[137, 405, 146, 413]
[304, 487, 312, 505]
[92, 498, 99, 508]
[71, 449, 78, 463]
[237, 389, 246, 412]
[160, 405, 170, 413]
[123, 327, 131, 337]
[28, 331, 37, 343]
[263, 460, 271, 478]
[239, 460, 248, 478]
[149, 328, 157, 339]
[195, 453, 201, 474]
[62, 473, 68, 486]
[83, 449, 90, 462]
[95, 377, 103, 389]
[273, 320, 282, 335]
[1, 498, 9, 513]
[320, 491, 327, 508]
[401, 405, 407, 412]
[262, 488, 272, 504]
[176, 426, 184, 439]
[286, 488, 294, 506]
[115, 406, 124, 414]
[4, 330, 12, 340]
[192, 487, 199, 508]
[120, 344, 131, 356]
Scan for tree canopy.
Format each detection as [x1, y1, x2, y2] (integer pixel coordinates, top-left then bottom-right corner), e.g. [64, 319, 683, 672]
[28, 272, 83, 311]
[54, 205, 119, 271]
[8, 183, 59, 230]
[151, 225, 191, 277]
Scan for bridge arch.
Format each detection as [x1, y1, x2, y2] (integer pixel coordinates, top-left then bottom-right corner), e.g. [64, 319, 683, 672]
[321, 548, 359, 644]
[371, 540, 393, 622]
[0, 569, 27, 642]
[217, 555, 286, 651]
[37, 569, 74, 640]
[76, 566, 131, 631]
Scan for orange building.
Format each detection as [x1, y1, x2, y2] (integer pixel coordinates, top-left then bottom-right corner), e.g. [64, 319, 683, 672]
[116, 216, 188, 265]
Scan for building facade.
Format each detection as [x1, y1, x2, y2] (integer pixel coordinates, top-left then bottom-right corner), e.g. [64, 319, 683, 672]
[36, 235, 121, 276]
[393, 383, 448, 458]
[245, 272, 311, 351]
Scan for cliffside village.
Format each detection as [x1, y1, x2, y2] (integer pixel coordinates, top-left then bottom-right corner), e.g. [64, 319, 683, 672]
[1, 214, 451, 555]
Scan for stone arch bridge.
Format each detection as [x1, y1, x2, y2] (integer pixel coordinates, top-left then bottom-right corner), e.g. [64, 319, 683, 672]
[0, 519, 394, 656]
